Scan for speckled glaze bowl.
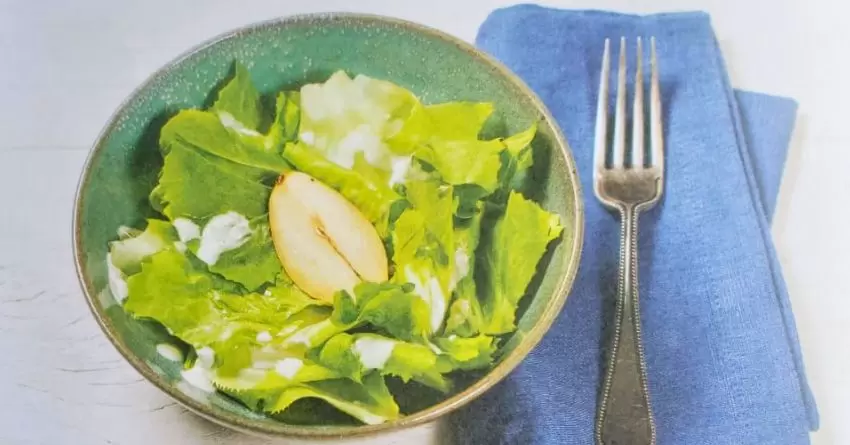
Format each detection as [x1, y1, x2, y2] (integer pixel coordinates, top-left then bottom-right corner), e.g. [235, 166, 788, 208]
[73, 13, 584, 439]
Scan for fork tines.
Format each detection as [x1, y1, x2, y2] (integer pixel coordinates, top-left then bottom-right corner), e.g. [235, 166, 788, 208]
[593, 37, 663, 173]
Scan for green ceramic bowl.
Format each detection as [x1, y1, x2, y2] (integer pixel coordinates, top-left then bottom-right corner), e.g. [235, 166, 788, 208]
[73, 12, 584, 439]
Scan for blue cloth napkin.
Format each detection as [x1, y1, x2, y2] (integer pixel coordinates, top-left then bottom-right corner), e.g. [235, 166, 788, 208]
[450, 6, 818, 444]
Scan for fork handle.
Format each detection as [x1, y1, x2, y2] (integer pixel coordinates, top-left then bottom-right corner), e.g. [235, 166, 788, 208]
[596, 205, 656, 445]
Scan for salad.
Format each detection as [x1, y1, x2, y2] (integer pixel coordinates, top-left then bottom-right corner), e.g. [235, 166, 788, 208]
[106, 63, 564, 425]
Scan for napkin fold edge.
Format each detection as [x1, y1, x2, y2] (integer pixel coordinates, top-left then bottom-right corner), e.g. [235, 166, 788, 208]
[719, 62, 819, 430]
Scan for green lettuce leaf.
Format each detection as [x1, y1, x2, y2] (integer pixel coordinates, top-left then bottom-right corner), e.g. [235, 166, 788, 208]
[445, 207, 484, 337]
[503, 123, 537, 170]
[232, 373, 400, 425]
[387, 101, 503, 192]
[124, 249, 329, 374]
[264, 273, 328, 317]
[282, 142, 401, 236]
[387, 101, 494, 154]
[479, 192, 563, 334]
[416, 139, 504, 193]
[277, 316, 347, 356]
[212, 356, 340, 392]
[150, 142, 273, 222]
[390, 180, 454, 334]
[159, 109, 290, 174]
[201, 216, 281, 290]
[211, 62, 263, 131]
[314, 333, 450, 392]
[267, 91, 301, 149]
[150, 63, 298, 222]
[494, 123, 538, 198]
[434, 334, 496, 371]
[332, 282, 431, 343]
[298, 70, 415, 171]
[108, 219, 178, 276]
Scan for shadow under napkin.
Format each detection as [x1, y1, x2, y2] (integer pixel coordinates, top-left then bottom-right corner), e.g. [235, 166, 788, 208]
[448, 6, 816, 445]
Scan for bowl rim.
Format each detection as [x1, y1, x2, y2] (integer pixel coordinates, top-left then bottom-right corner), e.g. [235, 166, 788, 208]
[73, 11, 585, 440]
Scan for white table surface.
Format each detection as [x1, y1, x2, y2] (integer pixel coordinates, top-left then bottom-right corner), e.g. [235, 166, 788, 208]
[1, 0, 846, 444]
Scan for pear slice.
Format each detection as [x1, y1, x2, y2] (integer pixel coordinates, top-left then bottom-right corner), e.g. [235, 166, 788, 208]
[269, 171, 389, 302]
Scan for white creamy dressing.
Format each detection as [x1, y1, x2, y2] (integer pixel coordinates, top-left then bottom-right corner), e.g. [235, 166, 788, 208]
[300, 72, 412, 188]
[156, 343, 183, 362]
[105, 253, 129, 303]
[405, 266, 447, 332]
[285, 320, 330, 346]
[275, 358, 303, 379]
[449, 247, 471, 292]
[196, 347, 215, 368]
[218, 325, 235, 342]
[278, 324, 300, 338]
[426, 277, 447, 332]
[300, 131, 316, 145]
[181, 347, 216, 393]
[116, 225, 136, 239]
[353, 337, 396, 370]
[172, 218, 200, 242]
[331, 124, 384, 168]
[234, 368, 267, 386]
[426, 340, 443, 355]
[251, 360, 276, 370]
[457, 299, 472, 317]
[181, 365, 215, 393]
[218, 112, 263, 137]
[358, 412, 388, 426]
[389, 156, 413, 187]
[196, 212, 251, 265]
[256, 331, 272, 343]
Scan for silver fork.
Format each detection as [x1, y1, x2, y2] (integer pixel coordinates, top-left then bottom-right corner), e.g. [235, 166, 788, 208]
[593, 37, 664, 445]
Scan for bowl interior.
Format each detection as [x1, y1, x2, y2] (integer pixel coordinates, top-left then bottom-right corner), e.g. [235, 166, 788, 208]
[75, 13, 582, 437]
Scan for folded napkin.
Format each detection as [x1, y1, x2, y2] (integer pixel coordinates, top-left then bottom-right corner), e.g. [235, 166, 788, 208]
[450, 6, 818, 444]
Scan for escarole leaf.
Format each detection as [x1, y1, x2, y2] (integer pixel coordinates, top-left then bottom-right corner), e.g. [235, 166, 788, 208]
[159, 109, 290, 174]
[494, 123, 538, 198]
[479, 192, 563, 334]
[106, 218, 179, 304]
[268, 374, 400, 425]
[149, 142, 273, 222]
[386, 98, 539, 199]
[264, 273, 328, 317]
[314, 333, 451, 393]
[387, 101, 494, 154]
[150, 62, 294, 223]
[108, 219, 178, 276]
[199, 215, 281, 291]
[445, 207, 485, 337]
[219, 371, 399, 425]
[387, 101, 502, 193]
[298, 71, 416, 178]
[123, 248, 327, 374]
[332, 282, 431, 343]
[212, 355, 340, 392]
[416, 139, 504, 193]
[211, 62, 263, 131]
[435, 334, 497, 371]
[390, 180, 454, 334]
[267, 91, 301, 149]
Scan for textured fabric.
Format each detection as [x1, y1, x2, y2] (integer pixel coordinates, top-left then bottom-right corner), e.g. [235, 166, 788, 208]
[449, 6, 817, 445]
